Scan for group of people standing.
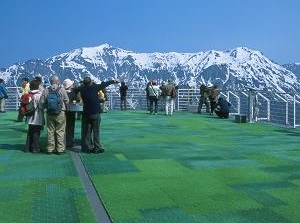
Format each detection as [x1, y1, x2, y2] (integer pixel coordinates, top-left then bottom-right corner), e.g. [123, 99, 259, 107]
[145, 79, 177, 115]
[144, 80, 230, 118]
[15, 75, 120, 155]
[197, 83, 231, 118]
[3, 76, 231, 155]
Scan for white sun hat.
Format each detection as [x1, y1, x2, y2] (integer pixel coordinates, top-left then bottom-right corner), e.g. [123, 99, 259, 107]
[63, 79, 74, 89]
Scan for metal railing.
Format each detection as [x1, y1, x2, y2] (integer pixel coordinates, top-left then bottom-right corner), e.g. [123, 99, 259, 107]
[294, 95, 300, 128]
[4, 87, 20, 111]
[3, 87, 300, 128]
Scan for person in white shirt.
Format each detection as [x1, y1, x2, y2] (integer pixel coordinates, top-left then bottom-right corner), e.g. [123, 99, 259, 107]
[147, 80, 161, 115]
[25, 79, 44, 153]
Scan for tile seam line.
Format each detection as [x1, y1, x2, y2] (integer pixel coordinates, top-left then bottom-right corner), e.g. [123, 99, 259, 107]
[70, 149, 113, 223]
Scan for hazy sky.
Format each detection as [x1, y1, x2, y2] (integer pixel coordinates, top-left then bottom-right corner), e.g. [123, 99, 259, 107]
[1, 0, 299, 68]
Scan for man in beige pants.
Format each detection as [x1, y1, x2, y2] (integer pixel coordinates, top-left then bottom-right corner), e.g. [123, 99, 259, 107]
[40, 75, 69, 154]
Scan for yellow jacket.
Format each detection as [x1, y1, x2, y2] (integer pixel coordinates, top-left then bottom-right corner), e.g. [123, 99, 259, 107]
[19, 82, 30, 95]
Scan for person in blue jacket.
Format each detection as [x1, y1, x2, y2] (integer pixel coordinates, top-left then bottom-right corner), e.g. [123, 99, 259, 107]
[79, 76, 120, 154]
[0, 78, 8, 113]
[214, 96, 231, 119]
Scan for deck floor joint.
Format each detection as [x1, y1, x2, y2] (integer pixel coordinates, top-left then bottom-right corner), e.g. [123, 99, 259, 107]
[70, 147, 112, 223]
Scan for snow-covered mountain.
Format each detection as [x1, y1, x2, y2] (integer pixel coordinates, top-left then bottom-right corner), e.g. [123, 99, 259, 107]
[1, 44, 300, 94]
[283, 63, 300, 80]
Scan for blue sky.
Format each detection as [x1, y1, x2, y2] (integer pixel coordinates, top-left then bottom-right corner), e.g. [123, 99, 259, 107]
[1, 0, 299, 68]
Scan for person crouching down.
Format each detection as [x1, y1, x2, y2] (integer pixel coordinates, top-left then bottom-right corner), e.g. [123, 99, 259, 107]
[214, 97, 231, 119]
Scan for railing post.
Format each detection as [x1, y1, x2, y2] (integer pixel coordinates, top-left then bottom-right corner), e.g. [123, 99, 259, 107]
[248, 88, 255, 123]
[294, 94, 296, 128]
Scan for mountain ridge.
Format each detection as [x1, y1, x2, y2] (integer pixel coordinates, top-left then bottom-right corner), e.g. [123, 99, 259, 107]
[1, 44, 299, 94]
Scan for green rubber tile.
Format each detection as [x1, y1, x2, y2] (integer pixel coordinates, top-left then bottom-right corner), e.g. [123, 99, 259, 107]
[1, 110, 300, 223]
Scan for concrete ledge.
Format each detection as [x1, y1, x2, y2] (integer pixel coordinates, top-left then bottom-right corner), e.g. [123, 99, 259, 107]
[187, 105, 198, 112]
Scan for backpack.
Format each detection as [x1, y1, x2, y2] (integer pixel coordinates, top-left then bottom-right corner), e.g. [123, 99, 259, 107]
[20, 93, 36, 117]
[47, 88, 62, 115]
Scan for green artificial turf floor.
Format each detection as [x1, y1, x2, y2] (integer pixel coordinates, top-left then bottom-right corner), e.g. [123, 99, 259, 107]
[1, 110, 300, 223]
[0, 112, 96, 223]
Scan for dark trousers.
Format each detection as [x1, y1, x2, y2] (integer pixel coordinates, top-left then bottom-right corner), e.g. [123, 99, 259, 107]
[120, 96, 127, 110]
[81, 114, 102, 152]
[26, 124, 42, 152]
[146, 95, 150, 110]
[66, 111, 76, 147]
[17, 106, 24, 121]
[198, 96, 210, 113]
[149, 96, 158, 114]
[209, 98, 217, 114]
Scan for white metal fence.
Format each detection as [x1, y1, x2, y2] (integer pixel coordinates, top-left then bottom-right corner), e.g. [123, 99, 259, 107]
[4, 87, 300, 128]
[5, 87, 20, 111]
